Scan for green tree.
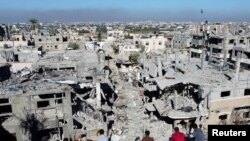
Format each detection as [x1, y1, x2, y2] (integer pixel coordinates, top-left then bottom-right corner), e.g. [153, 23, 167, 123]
[97, 32, 102, 42]
[96, 25, 107, 33]
[125, 34, 133, 39]
[22, 33, 26, 41]
[29, 18, 38, 31]
[0, 26, 5, 40]
[78, 29, 90, 36]
[48, 26, 59, 36]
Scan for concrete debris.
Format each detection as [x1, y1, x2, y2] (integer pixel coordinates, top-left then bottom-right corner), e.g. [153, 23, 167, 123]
[1, 22, 250, 141]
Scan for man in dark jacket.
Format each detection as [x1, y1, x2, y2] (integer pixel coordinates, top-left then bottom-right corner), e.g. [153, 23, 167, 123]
[171, 127, 185, 141]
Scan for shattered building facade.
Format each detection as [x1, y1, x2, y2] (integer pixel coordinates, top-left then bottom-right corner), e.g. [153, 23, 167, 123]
[0, 22, 250, 141]
[34, 35, 69, 51]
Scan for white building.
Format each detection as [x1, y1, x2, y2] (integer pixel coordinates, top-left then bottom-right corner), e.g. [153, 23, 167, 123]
[134, 35, 167, 51]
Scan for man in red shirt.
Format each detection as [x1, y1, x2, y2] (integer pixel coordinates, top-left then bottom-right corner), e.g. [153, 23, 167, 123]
[171, 127, 185, 141]
[142, 130, 154, 141]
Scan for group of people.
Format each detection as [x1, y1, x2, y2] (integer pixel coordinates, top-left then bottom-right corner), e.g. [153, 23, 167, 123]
[138, 123, 204, 141]
[94, 129, 154, 141]
[92, 123, 204, 141]
[170, 124, 205, 141]
[140, 123, 204, 141]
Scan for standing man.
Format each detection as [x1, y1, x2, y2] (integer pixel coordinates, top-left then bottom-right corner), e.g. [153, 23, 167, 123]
[191, 124, 204, 141]
[142, 130, 154, 141]
[96, 129, 108, 141]
[171, 127, 185, 141]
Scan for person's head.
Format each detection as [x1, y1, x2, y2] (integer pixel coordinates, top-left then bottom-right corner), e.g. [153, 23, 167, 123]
[199, 124, 202, 128]
[193, 124, 198, 129]
[145, 130, 150, 136]
[63, 138, 69, 141]
[174, 127, 179, 132]
[99, 129, 104, 135]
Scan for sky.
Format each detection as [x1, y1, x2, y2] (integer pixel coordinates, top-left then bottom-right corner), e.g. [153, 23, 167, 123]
[0, 0, 250, 23]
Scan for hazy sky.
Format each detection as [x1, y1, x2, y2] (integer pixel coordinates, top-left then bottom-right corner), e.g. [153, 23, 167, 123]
[0, 0, 249, 23]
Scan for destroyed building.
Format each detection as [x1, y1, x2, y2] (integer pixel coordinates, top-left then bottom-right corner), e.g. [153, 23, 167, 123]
[34, 35, 69, 51]
[0, 22, 250, 141]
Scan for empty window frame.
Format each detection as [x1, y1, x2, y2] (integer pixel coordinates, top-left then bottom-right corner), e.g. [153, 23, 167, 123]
[0, 105, 12, 114]
[244, 89, 250, 96]
[219, 114, 228, 120]
[239, 39, 244, 44]
[221, 91, 230, 97]
[0, 98, 9, 104]
[37, 101, 50, 108]
[229, 39, 235, 44]
[243, 112, 250, 118]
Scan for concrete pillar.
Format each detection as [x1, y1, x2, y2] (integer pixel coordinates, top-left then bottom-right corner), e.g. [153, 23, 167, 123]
[209, 47, 213, 64]
[105, 70, 109, 79]
[107, 54, 110, 67]
[204, 96, 208, 110]
[189, 48, 191, 63]
[223, 49, 227, 67]
[152, 97, 156, 102]
[137, 72, 140, 81]
[142, 52, 146, 85]
[173, 120, 177, 128]
[96, 82, 101, 109]
[175, 51, 179, 72]
[166, 49, 168, 61]
[201, 48, 205, 70]
[174, 90, 177, 110]
[232, 49, 236, 58]
[157, 57, 162, 77]
[235, 52, 241, 82]
[143, 52, 146, 69]
[63, 88, 74, 140]
[12, 96, 30, 141]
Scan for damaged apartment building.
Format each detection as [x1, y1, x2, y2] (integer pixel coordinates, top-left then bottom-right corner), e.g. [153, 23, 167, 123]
[34, 35, 69, 51]
[124, 22, 250, 137]
[0, 47, 112, 141]
[0, 22, 250, 141]
[139, 51, 250, 129]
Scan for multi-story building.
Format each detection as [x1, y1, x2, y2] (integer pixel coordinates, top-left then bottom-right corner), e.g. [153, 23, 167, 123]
[34, 35, 69, 51]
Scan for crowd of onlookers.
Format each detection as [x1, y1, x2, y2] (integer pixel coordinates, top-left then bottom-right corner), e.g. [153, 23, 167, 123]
[74, 123, 204, 141]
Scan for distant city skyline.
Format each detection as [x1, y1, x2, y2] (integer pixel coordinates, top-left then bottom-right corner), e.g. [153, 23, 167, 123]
[0, 0, 250, 23]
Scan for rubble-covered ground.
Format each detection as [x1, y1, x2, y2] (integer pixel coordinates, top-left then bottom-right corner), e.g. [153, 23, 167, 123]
[0, 49, 211, 141]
